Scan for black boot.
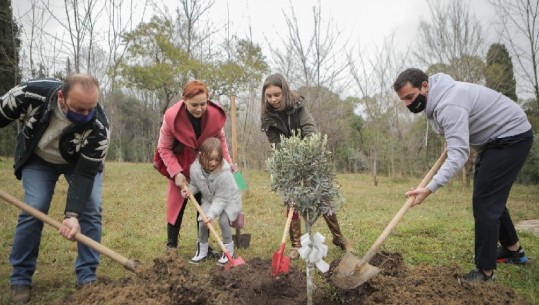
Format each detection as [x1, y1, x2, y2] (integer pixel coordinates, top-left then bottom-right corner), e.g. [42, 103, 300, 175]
[167, 223, 180, 251]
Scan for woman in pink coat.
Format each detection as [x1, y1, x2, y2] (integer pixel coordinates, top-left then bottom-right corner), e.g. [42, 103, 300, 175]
[155, 80, 232, 250]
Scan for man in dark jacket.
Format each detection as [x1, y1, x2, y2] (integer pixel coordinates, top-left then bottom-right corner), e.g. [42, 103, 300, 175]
[0, 74, 110, 303]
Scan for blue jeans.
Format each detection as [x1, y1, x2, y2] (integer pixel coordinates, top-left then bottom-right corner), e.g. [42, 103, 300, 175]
[9, 157, 103, 286]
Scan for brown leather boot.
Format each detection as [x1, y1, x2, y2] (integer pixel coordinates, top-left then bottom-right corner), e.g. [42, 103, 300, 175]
[323, 213, 353, 251]
[289, 218, 302, 259]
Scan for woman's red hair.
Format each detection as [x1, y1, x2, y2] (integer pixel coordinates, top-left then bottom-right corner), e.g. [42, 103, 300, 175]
[183, 80, 209, 99]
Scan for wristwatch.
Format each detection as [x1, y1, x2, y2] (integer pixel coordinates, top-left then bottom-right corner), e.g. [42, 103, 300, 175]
[64, 212, 79, 219]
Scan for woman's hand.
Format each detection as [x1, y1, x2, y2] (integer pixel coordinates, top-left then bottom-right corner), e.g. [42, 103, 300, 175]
[174, 172, 186, 189]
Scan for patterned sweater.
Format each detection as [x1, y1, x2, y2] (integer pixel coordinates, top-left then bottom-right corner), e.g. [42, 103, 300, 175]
[0, 78, 110, 214]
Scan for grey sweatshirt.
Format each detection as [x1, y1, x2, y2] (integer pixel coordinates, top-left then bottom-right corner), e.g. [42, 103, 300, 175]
[425, 73, 531, 192]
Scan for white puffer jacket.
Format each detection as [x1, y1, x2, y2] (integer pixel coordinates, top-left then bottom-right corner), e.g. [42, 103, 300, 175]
[188, 159, 242, 222]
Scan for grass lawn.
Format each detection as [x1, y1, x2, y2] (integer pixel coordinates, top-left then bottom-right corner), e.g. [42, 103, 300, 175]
[0, 159, 538, 304]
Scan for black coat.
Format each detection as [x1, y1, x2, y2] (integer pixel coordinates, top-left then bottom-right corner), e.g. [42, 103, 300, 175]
[261, 100, 318, 145]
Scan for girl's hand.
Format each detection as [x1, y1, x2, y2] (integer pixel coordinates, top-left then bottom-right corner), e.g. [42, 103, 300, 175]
[230, 163, 238, 173]
[203, 217, 212, 224]
[180, 187, 191, 199]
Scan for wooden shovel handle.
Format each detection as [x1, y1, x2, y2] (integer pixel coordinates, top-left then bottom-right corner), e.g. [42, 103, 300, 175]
[230, 95, 238, 164]
[281, 206, 295, 244]
[0, 189, 137, 273]
[359, 149, 448, 267]
[184, 185, 229, 254]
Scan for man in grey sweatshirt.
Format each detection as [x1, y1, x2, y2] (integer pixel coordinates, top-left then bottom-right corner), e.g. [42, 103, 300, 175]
[393, 68, 533, 282]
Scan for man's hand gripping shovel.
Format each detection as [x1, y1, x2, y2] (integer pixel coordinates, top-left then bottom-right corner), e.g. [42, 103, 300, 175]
[331, 149, 448, 289]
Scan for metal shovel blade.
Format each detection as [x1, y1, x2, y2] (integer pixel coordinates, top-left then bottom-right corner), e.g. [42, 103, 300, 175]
[330, 252, 381, 289]
[232, 229, 251, 249]
[271, 243, 290, 276]
[224, 252, 246, 270]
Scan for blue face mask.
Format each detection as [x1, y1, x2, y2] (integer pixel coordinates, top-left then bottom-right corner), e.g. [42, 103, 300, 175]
[66, 107, 96, 125]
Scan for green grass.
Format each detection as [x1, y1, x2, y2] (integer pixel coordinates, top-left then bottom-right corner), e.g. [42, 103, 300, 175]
[1, 159, 538, 304]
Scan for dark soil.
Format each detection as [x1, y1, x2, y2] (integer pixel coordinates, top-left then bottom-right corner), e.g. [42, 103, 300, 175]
[50, 251, 528, 305]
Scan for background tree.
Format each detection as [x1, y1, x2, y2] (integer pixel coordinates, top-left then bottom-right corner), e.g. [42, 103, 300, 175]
[0, 0, 21, 158]
[348, 34, 412, 185]
[416, 0, 485, 83]
[489, 0, 539, 110]
[116, 16, 196, 115]
[485, 43, 518, 101]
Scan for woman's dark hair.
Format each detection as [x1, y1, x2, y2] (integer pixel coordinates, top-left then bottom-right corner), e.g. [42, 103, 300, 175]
[260, 73, 301, 116]
[392, 68, 428, 91]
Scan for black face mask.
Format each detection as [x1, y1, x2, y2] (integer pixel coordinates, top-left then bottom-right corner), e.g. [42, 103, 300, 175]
[407, 92, 426, 113]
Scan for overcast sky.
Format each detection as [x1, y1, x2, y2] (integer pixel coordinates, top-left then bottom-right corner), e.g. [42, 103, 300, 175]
[161, 0, 497, 57]
[12, 0, 501, 93]
[12, 0, 497, 54]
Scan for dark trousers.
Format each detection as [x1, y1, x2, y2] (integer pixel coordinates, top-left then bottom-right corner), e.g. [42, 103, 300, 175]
[473, 130, 533, 270]
[167, 192, 202, 248]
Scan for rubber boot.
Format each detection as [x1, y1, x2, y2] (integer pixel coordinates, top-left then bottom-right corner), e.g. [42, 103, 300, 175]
[323, 213, 353, 251]
[218, 242, 235, 264]
[289, 218, 302, 259]
[166, 223, 180, 251]
[190, 242, 209, 264]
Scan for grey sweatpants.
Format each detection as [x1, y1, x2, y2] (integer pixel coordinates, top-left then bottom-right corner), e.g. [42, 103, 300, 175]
[198, 213, 232, 244]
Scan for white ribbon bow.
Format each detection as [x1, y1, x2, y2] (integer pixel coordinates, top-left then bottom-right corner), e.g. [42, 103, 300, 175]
[298, 232, 330, 273]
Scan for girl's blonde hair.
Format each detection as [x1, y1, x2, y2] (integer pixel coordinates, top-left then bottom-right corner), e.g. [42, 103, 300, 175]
[198, 137, 224, 170]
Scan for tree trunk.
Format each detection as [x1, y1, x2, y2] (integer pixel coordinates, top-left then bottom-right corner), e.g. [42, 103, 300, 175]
[305, 220, 314, 305]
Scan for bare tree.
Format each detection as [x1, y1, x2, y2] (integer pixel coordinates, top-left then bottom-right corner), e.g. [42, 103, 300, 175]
[104, 0, 149, 93]
[270, 1, 347, 90]
[43, 0, 105, 73]
[416, 0, 486, 83]
[348, 34, 412, 185]
[489, 0, 539, 109]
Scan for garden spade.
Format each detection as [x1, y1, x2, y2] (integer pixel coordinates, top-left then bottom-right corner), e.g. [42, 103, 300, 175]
[185, 187, 245, 269]
[331, 149, 448, 289]
[0, 188, 137, 273]
[271, 206, 295, 276]
[229, 95, 251, 249]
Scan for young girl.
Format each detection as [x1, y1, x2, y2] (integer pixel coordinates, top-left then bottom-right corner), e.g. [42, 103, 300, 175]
[182, 137, 242, 264]
[260, 73, 352, 259]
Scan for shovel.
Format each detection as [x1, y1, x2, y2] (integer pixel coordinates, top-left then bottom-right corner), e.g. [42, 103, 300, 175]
[230, 95, 251, 249]
[0, 188, 137, 273]
[185, 188, 245, 269]
[271, 206, 295, 276]
[230, 95, 247, 191]
[331, 149, 448, 289]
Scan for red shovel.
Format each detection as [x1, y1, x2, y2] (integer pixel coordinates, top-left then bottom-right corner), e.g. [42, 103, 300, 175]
[185, 188, 245, 269]
[271, 207, 295, 276]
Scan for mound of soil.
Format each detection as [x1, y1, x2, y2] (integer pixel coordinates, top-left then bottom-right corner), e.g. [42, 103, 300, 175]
[51, 251, 527, 305]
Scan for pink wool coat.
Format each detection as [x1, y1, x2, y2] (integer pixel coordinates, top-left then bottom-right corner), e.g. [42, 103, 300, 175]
[157, 99, 232, 224]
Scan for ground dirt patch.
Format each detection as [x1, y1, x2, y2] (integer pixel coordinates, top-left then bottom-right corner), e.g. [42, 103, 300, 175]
[50, 251, 528, 305]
